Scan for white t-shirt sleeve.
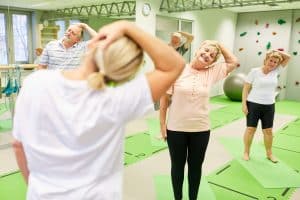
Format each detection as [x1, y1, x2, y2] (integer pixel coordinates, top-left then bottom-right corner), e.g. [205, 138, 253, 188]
[114, 75, 154, 123]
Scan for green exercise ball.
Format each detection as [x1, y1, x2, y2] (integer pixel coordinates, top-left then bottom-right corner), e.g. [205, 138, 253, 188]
[223, 73, 246, 101]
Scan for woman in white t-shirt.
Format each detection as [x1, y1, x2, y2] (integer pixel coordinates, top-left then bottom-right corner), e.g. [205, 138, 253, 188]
[12, 20, 185, 200]
[160, 40, 239, 200]
[242, 50, 291, 163]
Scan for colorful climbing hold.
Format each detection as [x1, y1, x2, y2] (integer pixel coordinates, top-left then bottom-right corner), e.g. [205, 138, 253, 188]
[278, 19, 286, 25]
[257, 32, 260, 36]
[265, 23, 269, 28]
[239, 48, 244, 51]
[272, 32, 277, 35]
[255, 19, 258, 25]
[266, 42, 271, 50]
[258, 51, 262, 55]
[240, 32, 247, 37]
[293, 51, 298, 56]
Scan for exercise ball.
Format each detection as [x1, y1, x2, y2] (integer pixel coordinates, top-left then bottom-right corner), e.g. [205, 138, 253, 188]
[223, 73, 246, 101]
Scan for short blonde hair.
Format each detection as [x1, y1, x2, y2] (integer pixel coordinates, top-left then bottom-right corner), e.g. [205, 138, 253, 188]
[199, 40, 221, 63]
[264, 50, 283, 64]
[88, 36, 143, 90]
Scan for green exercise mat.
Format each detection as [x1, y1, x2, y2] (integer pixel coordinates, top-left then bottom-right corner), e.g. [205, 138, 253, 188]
[154, 175, 215, 200]
[206, 160, 295, 200]
[210, 111, 242, 129]
[273, 134, 300, 153]
[0, 119, 12, 133]
[219, 137, 300, 188]
[146, 118, 167, 148]
[273, 147, 300, 172]
[0, 104, 8, 116]
[124, 132, 165, 165]
[0, 172, 26, 200]
[278, 123, 300, 137]
[276, 101, 300, 117]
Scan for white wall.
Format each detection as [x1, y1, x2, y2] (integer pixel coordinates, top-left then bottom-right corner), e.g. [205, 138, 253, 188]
[286, 10, 300, 101]
[135, 0, 237, 96]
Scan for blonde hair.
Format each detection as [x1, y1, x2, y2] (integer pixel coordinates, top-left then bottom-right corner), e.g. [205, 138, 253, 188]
[200, 41, 221, 63]
[264, 50, 283, 65]
[88, 36, 143, 90]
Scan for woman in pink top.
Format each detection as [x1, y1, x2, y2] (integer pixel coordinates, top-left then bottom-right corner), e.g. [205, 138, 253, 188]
[160, 40, 238, 200]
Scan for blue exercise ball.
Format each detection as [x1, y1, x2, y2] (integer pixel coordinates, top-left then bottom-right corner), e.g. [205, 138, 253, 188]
[223, 73, 246, 101]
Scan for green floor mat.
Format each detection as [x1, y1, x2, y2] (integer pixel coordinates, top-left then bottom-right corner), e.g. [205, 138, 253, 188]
[210, 110, 242, 129]
[154, 175, 215, 200]
[0, 103, 8, 116]
[273, 147, 300, 172]
[273, 134, 300, 153]
[124, 133, 166, 165]
[0, 119, 12, 133]
[278, 123, 300, 137]
[0, 172, 26, 200]
[276, 101, 300, 117]
[219, 137, 300, 188]
[206, 160, 295, 200]
[210, 95, 240, 105]
[209, 97, 244, 129]
[146, 118, 167, 148]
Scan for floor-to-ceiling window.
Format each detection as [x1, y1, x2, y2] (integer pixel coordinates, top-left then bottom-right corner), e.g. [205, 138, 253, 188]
[0, 9, 32, 65]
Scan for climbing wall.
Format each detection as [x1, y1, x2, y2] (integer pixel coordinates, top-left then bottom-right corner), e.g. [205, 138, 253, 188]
[233, 10, 293, 100]
[285, 10, 300, 101]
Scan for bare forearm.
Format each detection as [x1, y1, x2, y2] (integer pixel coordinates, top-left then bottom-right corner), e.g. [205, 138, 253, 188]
[12, 140, 29, 184]
[81, 23, 97, 38]
[178, 31, 194, 42]
[159, 95, 169, 126]
[280, 52, 291, 67]
[242, 84, 251, 105]
[219, 44, 239, 73]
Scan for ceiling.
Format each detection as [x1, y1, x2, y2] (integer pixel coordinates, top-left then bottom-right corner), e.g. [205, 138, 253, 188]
[0, 0, 115, 10]
[1, 0, 300, 12]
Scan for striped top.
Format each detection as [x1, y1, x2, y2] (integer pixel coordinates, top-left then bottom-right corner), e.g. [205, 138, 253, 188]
[39, 39, 88, 70]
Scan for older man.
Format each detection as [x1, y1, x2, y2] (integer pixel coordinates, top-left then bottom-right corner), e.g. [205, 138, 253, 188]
[38, 23, 97, 70]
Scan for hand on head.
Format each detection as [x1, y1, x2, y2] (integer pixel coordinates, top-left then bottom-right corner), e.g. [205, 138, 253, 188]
[88, 21, 128, 51]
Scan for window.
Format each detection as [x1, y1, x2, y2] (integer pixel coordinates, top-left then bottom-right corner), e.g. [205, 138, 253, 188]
[156, 16, 193, 62]
[0, 9, 32, 65]
[55, 20, 66, 39]
[0, 13, 8, 64]
[13, 14, 29, 63]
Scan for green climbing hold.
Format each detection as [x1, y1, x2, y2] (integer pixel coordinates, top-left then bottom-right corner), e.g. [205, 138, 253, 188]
[257, 32, 260, 36]
[258, 51, 262, 55]
[240, 32, 247, 37]
[293, 52, 298, 56]
[266, 42, 271, 50]
[277, 19, 286, 25]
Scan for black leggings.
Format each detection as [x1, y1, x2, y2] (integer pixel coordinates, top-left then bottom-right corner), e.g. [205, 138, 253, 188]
[167, 129, 210, 200]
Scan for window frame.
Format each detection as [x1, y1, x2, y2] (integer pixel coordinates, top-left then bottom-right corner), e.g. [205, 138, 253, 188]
[0, 8, 33, 64]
